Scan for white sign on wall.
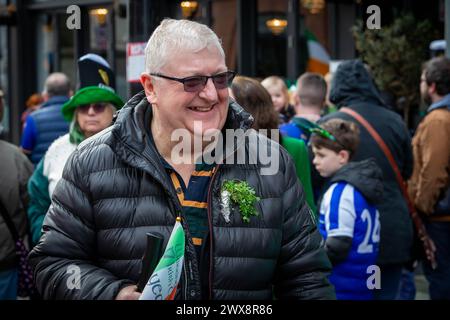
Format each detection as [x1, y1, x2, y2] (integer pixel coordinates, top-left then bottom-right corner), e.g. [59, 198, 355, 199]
[126, 42, 146, 83]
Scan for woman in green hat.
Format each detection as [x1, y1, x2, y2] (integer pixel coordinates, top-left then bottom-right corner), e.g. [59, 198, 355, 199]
[27, 54, 124, 246]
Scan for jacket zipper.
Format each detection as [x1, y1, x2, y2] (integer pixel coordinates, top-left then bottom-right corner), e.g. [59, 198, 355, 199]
[135, 150, 192, 300]
[207, 164, 221, 300]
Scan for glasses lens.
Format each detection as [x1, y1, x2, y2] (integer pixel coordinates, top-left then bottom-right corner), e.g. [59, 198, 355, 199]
[92, 103, 107, 113]
[184, 77, 206, 92]
[212, 73, 229, 89]
[78, 104, 91, 113]
[78, 103, 107, 113]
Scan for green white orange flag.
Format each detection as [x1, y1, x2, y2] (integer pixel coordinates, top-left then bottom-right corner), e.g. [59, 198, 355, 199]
[306, 30, 330, 76]
[140, 217, 185, 300]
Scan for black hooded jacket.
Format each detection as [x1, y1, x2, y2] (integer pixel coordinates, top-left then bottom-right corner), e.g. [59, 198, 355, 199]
[320, 60, 414, 265]
[29, 91, 335, 300]
[329, 159, 383, 205]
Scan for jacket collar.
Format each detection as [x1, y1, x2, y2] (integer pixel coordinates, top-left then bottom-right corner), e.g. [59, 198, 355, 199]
[41, 96, 70, 108]
[427, 93, 450, 113]
[329, 158, 383, 204]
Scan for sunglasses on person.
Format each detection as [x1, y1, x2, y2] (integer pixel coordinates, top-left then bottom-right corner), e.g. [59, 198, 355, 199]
[149, 70, 236, 92]
[77, 103, 109, 114]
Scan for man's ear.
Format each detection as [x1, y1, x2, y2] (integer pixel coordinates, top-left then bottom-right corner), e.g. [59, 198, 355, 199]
[140, 73, 157, 104]
[42, 92, 49, 102]
[293, 92, 301, 107]
[428, 82, 437, 95]
[338, 149, 350, 165]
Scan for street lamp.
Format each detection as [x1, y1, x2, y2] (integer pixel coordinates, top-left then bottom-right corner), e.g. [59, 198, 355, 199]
[301, 0, 326, 14]
[180, 1, 198, 19]
[89, 8, 108, 25]
[266, 18, 288, 35]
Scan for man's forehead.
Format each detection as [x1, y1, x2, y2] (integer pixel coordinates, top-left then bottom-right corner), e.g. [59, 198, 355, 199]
[163, 47, 225, 68]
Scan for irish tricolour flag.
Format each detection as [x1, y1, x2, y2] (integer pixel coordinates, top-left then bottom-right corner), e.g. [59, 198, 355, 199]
[306, 30, 330, 76]
[140, 217, 185, 300]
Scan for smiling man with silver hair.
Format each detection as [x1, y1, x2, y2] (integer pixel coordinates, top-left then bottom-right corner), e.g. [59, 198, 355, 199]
[30, 18, 334, 300]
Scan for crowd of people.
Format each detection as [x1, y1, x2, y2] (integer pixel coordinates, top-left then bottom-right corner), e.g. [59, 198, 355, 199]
[0, 18, 449, 300]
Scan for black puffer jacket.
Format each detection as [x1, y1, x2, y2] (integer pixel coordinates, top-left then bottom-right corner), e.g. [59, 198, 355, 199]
[29, 91, 335, 300]
[320, 59, 414, 265]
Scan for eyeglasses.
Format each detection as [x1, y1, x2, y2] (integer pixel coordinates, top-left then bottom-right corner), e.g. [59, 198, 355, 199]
[149, 70, 236, 92]
[78, 103, 108, 114]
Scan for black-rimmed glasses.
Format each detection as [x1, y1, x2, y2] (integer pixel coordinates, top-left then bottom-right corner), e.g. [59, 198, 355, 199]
[150, 70, 236, 92]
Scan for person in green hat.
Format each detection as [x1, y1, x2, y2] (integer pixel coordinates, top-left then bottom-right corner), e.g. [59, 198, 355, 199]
[27, 53, 124, 246]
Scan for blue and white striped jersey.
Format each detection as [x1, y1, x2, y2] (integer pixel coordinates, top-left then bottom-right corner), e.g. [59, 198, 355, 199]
[319, 182, 380, 300]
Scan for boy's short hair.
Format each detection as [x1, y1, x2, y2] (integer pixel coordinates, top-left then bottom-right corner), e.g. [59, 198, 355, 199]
[310, 119, 360, 158]
[296, 72, 327, 107]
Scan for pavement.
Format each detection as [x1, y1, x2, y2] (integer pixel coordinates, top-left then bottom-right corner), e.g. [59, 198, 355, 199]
[414, 263, 430, 300]
[415, 274, 429, 300]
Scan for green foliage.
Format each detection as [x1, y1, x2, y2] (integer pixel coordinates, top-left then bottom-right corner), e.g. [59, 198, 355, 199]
[223, 180, 260, 223]
[352, 14, 437, 114]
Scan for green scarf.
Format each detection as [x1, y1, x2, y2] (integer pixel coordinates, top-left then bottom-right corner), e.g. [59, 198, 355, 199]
[69, 120, 85, 145]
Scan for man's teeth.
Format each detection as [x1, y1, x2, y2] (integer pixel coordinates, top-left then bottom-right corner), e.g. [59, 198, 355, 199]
[190, 106, 213, 112]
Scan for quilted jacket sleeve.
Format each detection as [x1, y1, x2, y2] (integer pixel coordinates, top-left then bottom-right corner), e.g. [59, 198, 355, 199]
[273, 151, 336, 300]
[28, 150, 134, 300]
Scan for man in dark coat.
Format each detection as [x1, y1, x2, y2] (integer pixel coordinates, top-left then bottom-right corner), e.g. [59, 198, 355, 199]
[29, 19, 335, 300]
[319, 59, 414, 300]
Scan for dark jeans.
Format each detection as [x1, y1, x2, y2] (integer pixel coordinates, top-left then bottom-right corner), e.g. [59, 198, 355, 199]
[373, 264, 403, 300]
[396, 268, 416, 300]
[422, 221, 450, 300]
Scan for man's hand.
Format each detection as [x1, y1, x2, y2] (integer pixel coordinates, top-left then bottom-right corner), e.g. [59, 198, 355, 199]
[115, 285, 141, 300]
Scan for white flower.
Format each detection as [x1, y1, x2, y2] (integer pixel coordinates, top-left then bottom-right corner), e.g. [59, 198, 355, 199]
[220, 189, 231, 223]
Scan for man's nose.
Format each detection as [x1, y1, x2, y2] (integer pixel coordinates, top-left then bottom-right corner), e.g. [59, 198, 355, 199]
[199, 78, 219, 102]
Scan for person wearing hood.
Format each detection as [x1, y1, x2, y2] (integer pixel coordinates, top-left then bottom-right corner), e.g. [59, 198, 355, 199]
[318, 59, 413, 300]
[27, 53, 124, 246]
[311, 119, 383, 300]
[408, 56, 450, 300]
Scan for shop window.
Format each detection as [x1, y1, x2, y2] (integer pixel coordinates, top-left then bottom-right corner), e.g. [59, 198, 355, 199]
[211, 0, 237, 71]
[257, 0, 288, 78]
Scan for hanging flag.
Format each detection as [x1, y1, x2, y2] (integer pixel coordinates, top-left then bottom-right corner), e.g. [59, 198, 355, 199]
[306, 30, 330, 76]
[139, 217, 185, 300]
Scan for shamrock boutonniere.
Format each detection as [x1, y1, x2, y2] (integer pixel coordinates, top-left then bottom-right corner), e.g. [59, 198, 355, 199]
[220, 180, 260, 223]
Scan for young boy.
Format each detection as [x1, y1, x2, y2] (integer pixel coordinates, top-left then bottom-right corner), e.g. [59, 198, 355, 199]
[311, 119, 383, 300]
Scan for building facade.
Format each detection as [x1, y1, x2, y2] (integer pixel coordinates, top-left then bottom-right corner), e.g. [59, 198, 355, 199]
[0, 0, 444, 144]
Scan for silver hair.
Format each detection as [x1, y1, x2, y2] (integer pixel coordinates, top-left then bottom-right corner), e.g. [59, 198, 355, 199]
[44, 72, 71, 97]
[144, 19, 225, 74]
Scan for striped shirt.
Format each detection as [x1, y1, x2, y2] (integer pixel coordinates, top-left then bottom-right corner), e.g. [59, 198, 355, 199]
[161, 159, 216, 253]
